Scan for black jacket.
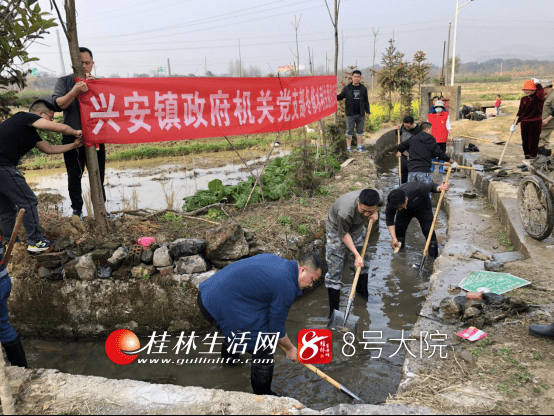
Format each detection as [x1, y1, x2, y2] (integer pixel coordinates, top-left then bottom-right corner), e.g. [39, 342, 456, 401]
[337, 83, 370, 116]
[398, 131, 450, 173]
[385, 181, 440, 226]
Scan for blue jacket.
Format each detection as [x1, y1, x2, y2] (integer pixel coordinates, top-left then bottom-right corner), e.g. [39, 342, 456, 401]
[199, 254, 302, 349]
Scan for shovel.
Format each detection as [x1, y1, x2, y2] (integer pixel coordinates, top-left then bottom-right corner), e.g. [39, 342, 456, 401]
[414, 167, 452, 272]
[2, 209, 25, 265]
[459, 135, 506, 145]
[432, 162, 483, 172]
[278, 344, 362, 402]
[328, 219, 374, 334]
[498, 116, 519, 167]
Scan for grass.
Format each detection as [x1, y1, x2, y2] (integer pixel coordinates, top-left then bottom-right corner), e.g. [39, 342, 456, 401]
[278, 216, 292, 226]
[498, 230, 514, 251]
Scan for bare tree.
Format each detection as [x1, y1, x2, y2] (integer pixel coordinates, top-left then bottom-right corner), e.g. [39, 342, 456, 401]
[290, 15, 301, 76]
[324, 0, 340, 122]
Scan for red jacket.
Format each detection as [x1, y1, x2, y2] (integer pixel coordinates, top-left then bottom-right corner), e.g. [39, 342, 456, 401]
[428, 112, 449, 143]
[495, 98, 501, 108]
[517, 84, 545, 123]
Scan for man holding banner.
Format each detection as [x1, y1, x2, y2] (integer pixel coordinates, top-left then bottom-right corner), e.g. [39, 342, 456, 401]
[53, 47, 107, 220]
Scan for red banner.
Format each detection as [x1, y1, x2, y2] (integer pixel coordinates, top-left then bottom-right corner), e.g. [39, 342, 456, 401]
[78, 76, 337, 146]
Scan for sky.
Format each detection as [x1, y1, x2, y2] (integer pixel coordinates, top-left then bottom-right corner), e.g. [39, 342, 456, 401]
[25, 0, 554, 78]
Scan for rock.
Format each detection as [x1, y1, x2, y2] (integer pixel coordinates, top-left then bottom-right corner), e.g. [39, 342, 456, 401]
[243, 229, 256, 242]
[141, 248, 154, 264]
[61, 250, 77, 266]
[463, 307, 481, 320]
[153, 246, 173, 267]
[465, 299, 484, 310]
[175, 255, 208, 274]
[169, 238, 207, 259]
[440, 297, 463, 316]
[112, 265, 132, 280]
[157, 265, 174, 276]
[97, 266, 112, 279]
[168, 320, 191, 332]
[55, 237, 74, 251]
[190, 270, 217, 289]
[75, 253, 97, 281]
[38, 267, 53, 279]
[131, 264, 156, 279]
[492, 251, 525, 263]
[76, 324, 105, 337]
[102, 242, 122, 251]
[484, 260, 505, 272]
[463, 191, 478, 199]
[205, 220, 249, 260]
[286, 235, 301, 251]
[92, 249, 113, 263]
[248, 242, 265, 257]
[61, 259, 80, 279]
[108, 247, 128, 268]
[209, 259, 236, 269]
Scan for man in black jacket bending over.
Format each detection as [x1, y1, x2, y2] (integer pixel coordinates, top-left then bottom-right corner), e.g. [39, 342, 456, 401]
[386, 181, 450, 258]
[337, 70, 370, 153]
[397, 122, 457, 183]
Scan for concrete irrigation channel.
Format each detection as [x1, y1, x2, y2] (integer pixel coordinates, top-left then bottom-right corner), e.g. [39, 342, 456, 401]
[5, 129, 554, 414]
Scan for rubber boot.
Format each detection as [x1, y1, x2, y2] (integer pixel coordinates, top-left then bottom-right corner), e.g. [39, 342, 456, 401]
[355, 274, 369, 299]
[221, 339, 240, 365]
[529, 322, 554, 339]
[2, 337, 27, 368]
[251, 362, 282, 396]
[327, 288, 341, 321]
[429, 241, 439, 258]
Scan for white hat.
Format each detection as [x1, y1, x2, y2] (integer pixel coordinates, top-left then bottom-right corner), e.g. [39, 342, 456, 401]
[434, 100, 445, 108]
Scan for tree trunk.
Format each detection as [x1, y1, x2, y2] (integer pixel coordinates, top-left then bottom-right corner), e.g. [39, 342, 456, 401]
[333, 0, 339, 124]
[65, 0, 108, 234]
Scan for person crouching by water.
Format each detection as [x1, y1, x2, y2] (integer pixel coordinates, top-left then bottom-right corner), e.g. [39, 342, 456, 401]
[197, 253, 323, 396]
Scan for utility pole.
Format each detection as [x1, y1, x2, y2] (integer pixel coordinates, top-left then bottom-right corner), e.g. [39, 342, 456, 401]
[204, 57, 207, 76]
[167, 58, 172, 77]
[65, 0, 108, 233]
[56, 29, 66, 76]
[440, 41, 446, 86]
[451, 0, 474, 86]
[445, 22, 451, 85]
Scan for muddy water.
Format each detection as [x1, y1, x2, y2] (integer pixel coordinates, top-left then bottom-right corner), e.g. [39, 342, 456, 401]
[30, 151, 290, 216]
[22, 154, 447, 410]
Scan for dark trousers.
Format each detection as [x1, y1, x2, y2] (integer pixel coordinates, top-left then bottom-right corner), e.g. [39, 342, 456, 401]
[401, 155, 409, 184]
[395, 205, 437, 243]
[0, 166, 45, 245]
[521, 121, 542, 158]
[62, 141, 106, 213]
[196, 292, 274, 362]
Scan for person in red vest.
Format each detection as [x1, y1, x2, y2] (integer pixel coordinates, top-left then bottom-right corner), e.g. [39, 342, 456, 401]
[495, 94, 502, 117]
[427, 100, 452, 173]
[512, 79, 545, 159]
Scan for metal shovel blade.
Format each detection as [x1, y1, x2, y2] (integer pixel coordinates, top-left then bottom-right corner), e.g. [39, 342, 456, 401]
[328, 308, 360, 334]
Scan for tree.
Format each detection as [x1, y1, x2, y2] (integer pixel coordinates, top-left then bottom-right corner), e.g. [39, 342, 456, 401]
[446, 56, 461, 77]
[324, 0, 340, 123]
[411, 51, 433, 93]
[376, 39, 403, 120]
[290, 15, 301, 76]
[0, 0, 56, 118]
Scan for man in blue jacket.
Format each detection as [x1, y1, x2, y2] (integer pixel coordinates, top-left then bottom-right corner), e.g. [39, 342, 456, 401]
[197, 253, 323, 396]
[337, 70, 370, 153]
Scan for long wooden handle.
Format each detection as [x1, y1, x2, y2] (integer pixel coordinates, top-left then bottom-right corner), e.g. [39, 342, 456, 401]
[278, 344, 341, 390]
[3, 209, 25, 266]
[397, 129, 402, 182]
[432, 162, 475, 171]
[347, 219, 374, 301]
[422, 168, 452, 257]
[498, 116, 519, 166]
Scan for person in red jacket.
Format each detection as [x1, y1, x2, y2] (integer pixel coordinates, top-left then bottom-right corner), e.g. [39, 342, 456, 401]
[512, 79, 545, 158]
[427, 100, 452, 173]
[495, 94, 502, 117]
